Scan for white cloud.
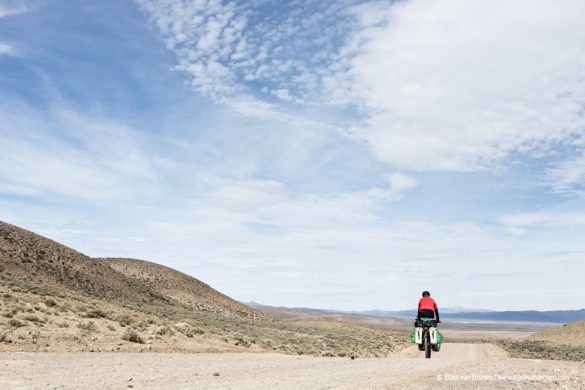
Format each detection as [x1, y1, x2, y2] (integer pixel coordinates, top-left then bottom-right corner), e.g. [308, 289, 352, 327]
[51, 182, 584, 310]
[0, 0, 40, 18]
[201, 175, 413, 228]
[138, 0, 585, 177]
[367, 172, 417, 201]
[0, 6, 18, 18]
[545, 153, 585, 195]
[5, 166, 584, 310]
[0, 107, 162, 201]
[135, 0, 252, 99]
[329, 0, 585, 171]
[500, 212, 585, 228]
[272, 88, 294, 102]
[135, 0, 357, 106]
[0, 42, 14, 55]
[387, 172, 416, 193]
[205, 180, 288, 212]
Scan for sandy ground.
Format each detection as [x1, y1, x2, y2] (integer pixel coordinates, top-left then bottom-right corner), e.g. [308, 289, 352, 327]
[437, 321, 557, 341]
[1, 343, 583, 389]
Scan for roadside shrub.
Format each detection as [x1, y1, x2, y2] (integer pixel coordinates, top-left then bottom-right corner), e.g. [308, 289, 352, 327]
[498, 339, 585, 362]
[8, 319, 24, 328]
[44, 299, 57, 307]
[116, 313, 135, 327]
[156, 326, 175, 336]
[85, 309, 106, 318]
[122, 329, 144, 344]
[22, 314, 43, 323]
[234, 336, 250, 347]
[77, 321, 98, 333]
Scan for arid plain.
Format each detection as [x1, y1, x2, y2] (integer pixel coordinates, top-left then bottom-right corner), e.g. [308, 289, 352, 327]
[1, 221, 584, 389]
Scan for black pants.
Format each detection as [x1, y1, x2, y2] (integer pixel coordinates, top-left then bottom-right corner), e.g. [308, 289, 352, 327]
[418, 309, 435, 319]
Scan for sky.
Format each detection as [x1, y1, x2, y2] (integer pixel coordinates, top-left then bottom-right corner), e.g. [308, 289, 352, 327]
[1, 0, 585, 311]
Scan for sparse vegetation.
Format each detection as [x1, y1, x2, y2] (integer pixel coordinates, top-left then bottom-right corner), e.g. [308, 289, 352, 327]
[44, 299, 57, 307]
[156, 326, 175, 336]
[122, 329, 144, 344]
[0, 221, 406, 356]
[77, 321, 98, 333]
[8, 319, 24, 328]
[84, 309, 106, 319]
[116, 313, 135, 327]
[21, 314, 44, 323]
[498, 339, 585, 362]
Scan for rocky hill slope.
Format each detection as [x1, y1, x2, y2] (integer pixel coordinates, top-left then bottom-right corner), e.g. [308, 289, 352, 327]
[100, 258, 266, 319]
[0, 222, 162, 305]
[0, 221, 405, 356]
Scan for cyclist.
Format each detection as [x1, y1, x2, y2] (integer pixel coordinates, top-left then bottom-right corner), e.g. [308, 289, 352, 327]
[418, 291, 440, 323]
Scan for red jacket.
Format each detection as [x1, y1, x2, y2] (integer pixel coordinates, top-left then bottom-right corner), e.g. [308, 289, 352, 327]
[418, 297, 438, 311]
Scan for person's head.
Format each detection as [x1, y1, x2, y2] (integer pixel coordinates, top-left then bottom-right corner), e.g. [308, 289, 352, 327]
[422, 291, 430, 297]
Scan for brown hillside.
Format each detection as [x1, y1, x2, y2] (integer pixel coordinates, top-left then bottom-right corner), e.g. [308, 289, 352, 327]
[498, 320, 585, 362]
[99, 258, 266, 319]
[529, 320, 585, 347]
[1, 220, 406, 357]
[0, 221, 163, 305]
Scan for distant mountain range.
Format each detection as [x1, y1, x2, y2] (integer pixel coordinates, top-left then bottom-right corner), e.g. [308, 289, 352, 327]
[247, 303, 585, 324]
[348, 309, 585, 323]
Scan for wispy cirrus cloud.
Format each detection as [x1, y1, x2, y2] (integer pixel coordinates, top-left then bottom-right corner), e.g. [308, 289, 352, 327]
[135, 0, 359, 105]
[0, 42, 14, 55]
[0, 0, 42, 18]
[137, 0, 585, 180]
[0, 106, 162, 201]
[545, 153, 585, 196]
[500, 212, 585, 229]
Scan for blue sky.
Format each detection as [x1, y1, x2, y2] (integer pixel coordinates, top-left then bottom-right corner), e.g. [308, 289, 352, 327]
[2, 0, 585, 311]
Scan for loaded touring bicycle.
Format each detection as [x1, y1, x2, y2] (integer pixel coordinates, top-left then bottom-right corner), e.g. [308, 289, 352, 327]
[411, 318, 442, 358]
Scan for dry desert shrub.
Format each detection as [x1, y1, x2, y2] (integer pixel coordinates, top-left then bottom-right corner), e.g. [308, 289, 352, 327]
[156, 326, 174, 336]
[84, 309, 107, 319]
[116, 313, 135, 327]
[21, 314, 43, 323]
[122, 329, 144, 344]
[498, 339, 585, 362]
[8, 319, 24, 327]
[77, 321, 98, 333]
[44, 299, 57, 307]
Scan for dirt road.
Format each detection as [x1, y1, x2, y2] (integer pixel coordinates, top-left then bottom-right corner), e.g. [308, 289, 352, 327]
[1, 343, 583, 389]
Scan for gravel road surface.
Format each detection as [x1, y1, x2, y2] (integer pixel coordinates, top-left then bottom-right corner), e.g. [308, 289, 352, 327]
[1, 343, 583, 389]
